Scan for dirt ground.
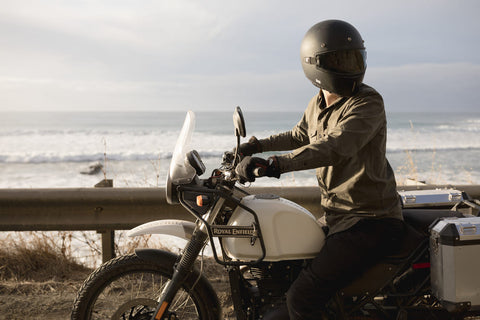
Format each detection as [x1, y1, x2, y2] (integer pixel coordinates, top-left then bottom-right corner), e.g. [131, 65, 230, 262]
[0, 279, 82, 319]
[0, 267, 234, 320]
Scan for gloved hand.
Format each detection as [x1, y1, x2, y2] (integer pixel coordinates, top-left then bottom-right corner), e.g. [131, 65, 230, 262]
[236, 136, 263, 157]
[235, 156, 280, 182]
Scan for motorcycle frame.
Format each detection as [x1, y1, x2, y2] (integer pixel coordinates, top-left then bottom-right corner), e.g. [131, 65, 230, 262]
[332, 239, 432, 319]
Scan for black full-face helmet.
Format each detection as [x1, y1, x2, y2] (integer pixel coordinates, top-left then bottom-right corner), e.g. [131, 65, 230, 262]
[300, 20, 367, 97]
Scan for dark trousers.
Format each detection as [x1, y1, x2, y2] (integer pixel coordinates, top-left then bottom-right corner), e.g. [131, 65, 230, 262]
[286, 218, 405, 320]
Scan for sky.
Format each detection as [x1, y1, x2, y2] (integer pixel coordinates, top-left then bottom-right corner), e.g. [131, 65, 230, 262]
[1, 0, 479, 113]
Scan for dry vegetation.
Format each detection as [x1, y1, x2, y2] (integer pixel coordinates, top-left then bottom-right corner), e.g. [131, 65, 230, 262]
[0, 233, 91, 319]
[0, 232, 233, 319]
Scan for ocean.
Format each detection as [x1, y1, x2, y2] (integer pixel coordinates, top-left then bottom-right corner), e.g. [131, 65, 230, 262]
[1, 111, 479, 188]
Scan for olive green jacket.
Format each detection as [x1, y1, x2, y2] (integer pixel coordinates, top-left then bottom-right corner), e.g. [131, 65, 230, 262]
[259, 84, 402, 235]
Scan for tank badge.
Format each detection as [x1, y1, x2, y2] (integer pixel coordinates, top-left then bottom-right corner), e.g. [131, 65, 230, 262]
[211, 224, 259, 246]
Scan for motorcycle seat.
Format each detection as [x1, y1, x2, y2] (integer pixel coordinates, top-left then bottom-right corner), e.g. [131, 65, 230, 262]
[402, 208, 464, 236]
[382, 223, 424, 264]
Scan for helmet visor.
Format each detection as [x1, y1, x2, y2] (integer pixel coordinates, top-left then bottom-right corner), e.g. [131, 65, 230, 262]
[317, 49, 366, 74]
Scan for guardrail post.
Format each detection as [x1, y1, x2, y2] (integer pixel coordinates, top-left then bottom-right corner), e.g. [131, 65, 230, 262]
[95, 179, 115, 263]
[98, 229, 115, 263]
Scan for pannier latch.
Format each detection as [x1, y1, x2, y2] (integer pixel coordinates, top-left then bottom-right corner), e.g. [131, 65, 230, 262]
[449, 192, 463, 202]
[403, 194, 416, 204]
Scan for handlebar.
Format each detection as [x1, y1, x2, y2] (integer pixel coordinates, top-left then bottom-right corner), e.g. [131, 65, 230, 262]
[221, 150, 267, 184]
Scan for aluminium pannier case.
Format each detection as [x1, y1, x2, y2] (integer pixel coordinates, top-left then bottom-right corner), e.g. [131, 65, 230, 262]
[430, 216, 480, 311]
[398, 189, 464, 208]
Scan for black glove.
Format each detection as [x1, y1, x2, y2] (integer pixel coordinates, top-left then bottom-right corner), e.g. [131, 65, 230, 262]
[236, 136, 263, 157]
[235, 156, 280, 182]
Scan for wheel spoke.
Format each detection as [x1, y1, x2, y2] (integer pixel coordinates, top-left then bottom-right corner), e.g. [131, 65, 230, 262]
[88, 271, 199, 319]
[72, 254, 215, 320]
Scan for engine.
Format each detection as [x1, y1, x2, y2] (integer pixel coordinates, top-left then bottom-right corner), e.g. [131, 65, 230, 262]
[246, 260, 306, 317]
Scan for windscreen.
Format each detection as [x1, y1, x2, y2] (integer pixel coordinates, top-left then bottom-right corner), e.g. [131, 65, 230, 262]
[166, 111, 196, 204]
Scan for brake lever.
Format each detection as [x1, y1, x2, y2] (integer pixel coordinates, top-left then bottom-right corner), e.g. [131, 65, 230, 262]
[222, 151, 235, 164]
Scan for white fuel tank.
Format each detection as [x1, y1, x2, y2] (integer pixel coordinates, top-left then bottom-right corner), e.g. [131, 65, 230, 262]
[223, 194, 325, 262]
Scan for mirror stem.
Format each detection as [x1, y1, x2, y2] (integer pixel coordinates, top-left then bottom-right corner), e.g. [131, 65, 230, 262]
[233, 135, 241, 166]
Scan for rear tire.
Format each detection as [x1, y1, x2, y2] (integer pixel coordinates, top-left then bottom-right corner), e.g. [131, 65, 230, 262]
[71, 252, 220, 320]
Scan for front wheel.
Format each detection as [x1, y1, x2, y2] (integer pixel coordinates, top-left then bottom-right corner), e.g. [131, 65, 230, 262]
[71, 251, 221, 320]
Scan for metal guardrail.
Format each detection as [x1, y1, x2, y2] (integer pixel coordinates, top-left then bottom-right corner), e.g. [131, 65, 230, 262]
[1, 185, 479, 262]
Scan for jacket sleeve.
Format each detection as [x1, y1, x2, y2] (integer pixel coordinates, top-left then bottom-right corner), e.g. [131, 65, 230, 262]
[276, 94, 386, 173]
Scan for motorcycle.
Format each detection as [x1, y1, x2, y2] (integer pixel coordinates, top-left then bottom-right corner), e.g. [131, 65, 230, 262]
[72, 107, 480, 320]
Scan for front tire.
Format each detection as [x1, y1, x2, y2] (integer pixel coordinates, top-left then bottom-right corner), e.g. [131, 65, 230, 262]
[71, 251, 220, 320]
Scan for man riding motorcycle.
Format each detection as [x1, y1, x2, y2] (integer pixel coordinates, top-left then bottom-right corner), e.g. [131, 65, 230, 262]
[235, 19, 406, 319]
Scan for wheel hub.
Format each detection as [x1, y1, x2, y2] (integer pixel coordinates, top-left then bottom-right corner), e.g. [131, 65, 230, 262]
[111, 298, 157, 320]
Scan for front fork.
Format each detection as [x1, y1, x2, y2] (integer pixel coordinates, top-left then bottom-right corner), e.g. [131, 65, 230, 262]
[151, 198, 226, 320]
[151, 229, 209, 319]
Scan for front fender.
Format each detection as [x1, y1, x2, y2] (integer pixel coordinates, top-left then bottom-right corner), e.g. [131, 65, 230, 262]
[127, 219, 196, 241]
[134, 248, 179, 265]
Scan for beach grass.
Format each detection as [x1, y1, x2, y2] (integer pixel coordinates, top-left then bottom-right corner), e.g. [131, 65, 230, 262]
[0, 232, 90, 282]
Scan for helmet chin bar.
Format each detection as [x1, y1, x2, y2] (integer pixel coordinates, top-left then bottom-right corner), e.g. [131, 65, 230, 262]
[311, 70, 364, 97]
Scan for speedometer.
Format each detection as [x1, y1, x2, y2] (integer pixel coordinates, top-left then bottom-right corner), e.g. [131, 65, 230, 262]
[187, 150, 206, 176]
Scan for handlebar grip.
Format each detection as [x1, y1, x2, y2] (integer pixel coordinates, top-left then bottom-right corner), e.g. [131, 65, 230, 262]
[253, 166, 266, 177]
